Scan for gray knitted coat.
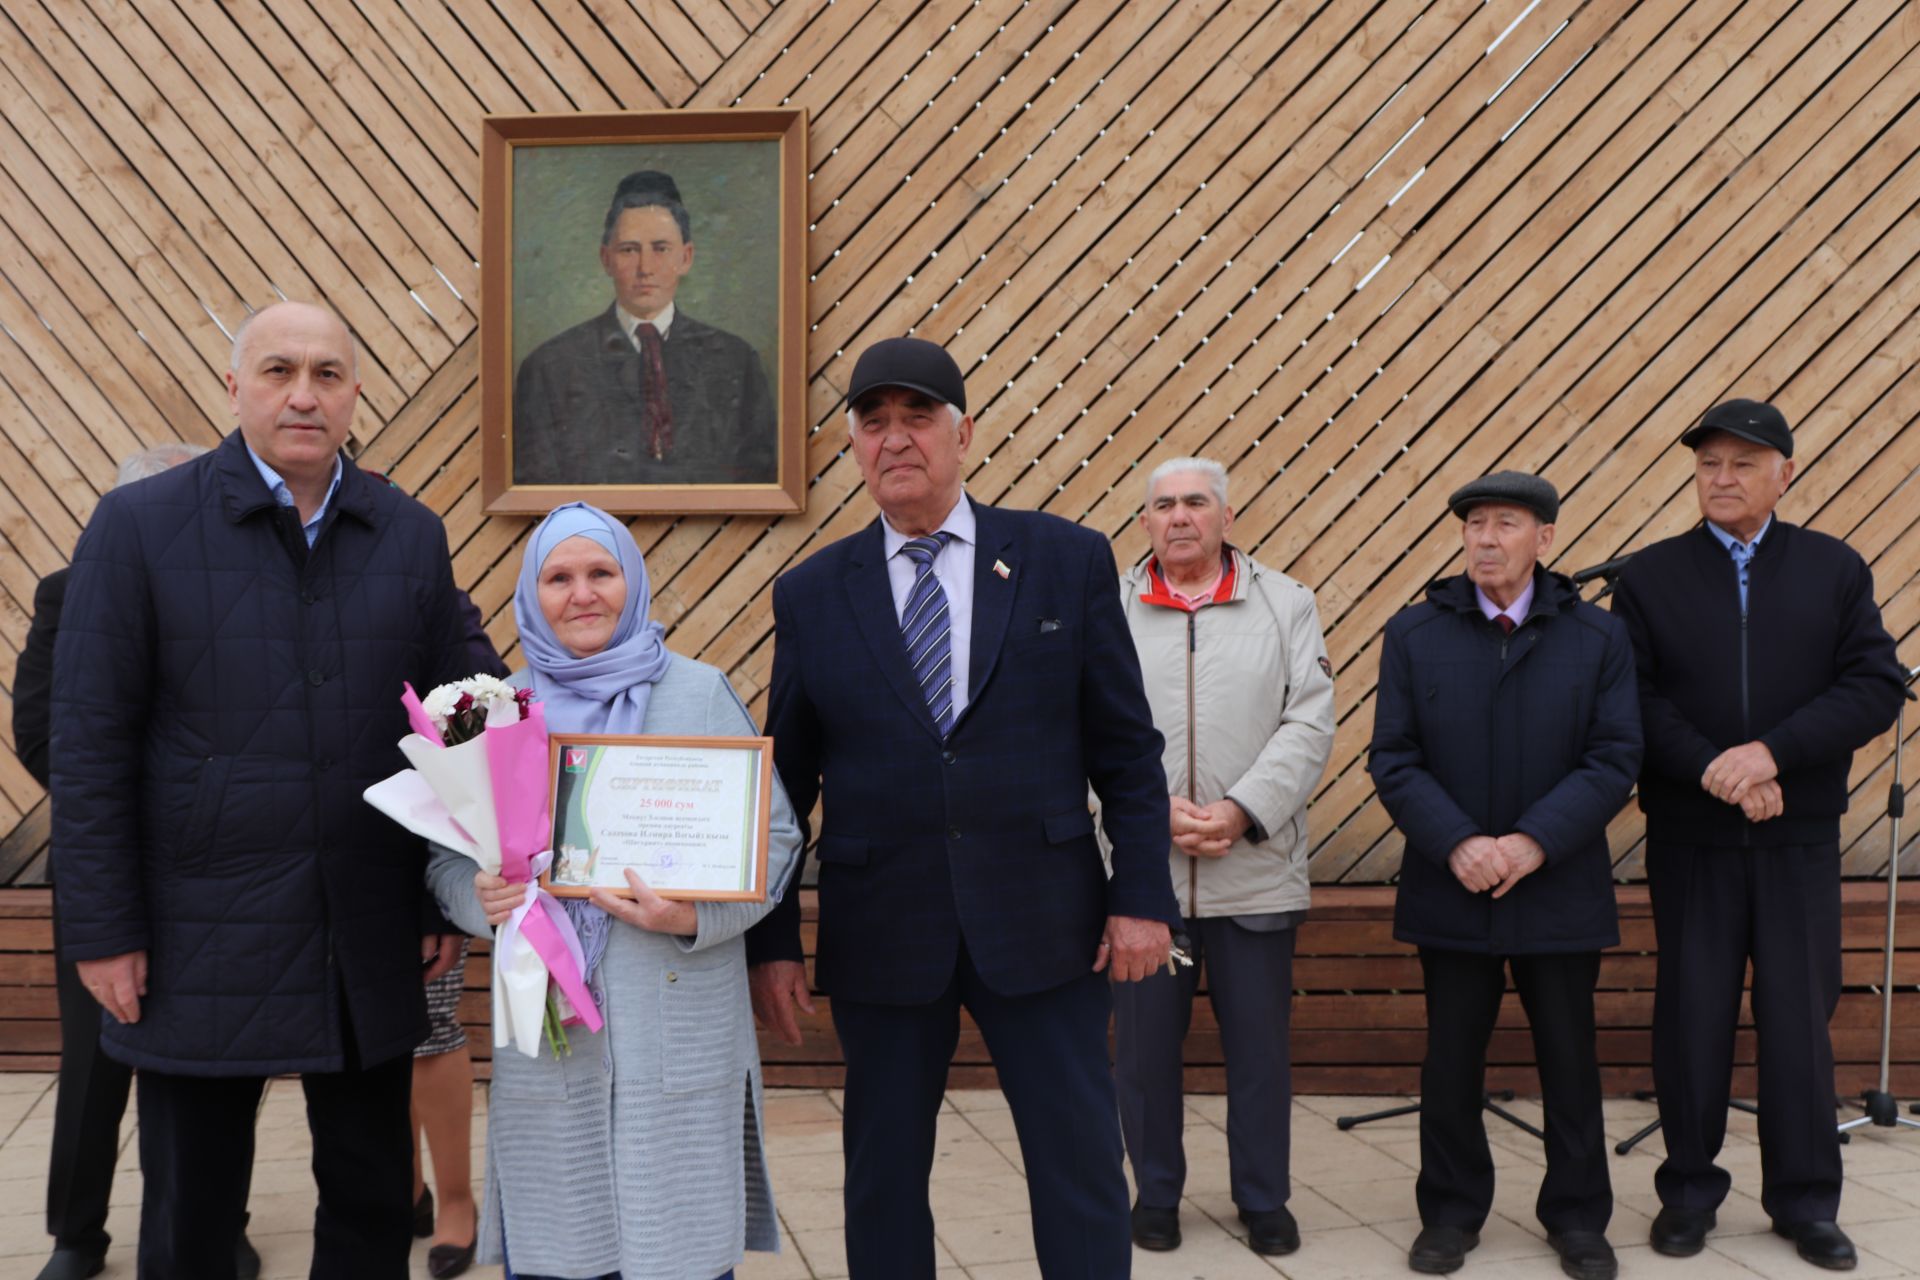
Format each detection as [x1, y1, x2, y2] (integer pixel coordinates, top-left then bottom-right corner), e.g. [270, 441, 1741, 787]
[426, 655, 802, 1279]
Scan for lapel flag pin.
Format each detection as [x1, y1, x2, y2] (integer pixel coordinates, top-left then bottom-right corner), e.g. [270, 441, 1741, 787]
[993, 559, 1011, 579]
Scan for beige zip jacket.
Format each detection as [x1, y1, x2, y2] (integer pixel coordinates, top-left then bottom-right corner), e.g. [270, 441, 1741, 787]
[1103, 548, 1336, 917]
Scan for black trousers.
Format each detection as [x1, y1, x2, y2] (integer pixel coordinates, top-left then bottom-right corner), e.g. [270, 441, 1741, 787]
[135, 1048, 414, 1280]
[1648, 839, 1843, 1223]
[1113, 916, 1296, 1212]
[47, 903, 133, 1256]
[830, 943, 1129, 1279]
[1416, 948, 1611, 1234]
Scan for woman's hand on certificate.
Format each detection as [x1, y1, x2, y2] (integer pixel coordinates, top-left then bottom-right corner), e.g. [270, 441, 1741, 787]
[591, 869, 699, 937]
[475, 870, 530, 926]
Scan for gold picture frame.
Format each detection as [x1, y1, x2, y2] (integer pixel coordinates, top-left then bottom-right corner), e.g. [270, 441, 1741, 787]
[480, 109, 808, 516]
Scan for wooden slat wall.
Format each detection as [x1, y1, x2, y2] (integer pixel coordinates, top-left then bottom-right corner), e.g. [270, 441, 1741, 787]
[1, 0, 1919, 899]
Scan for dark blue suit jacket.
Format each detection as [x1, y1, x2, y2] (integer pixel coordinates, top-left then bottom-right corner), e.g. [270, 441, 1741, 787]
[745, 498, 1179, 1004]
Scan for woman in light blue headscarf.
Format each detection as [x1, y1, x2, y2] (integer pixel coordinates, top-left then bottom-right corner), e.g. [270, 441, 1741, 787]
[425, 502, 802, 1280]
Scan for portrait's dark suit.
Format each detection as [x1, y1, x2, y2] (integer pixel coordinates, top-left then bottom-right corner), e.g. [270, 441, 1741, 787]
[512, 305, 776, 487]
[747, 497, 1179, 1277]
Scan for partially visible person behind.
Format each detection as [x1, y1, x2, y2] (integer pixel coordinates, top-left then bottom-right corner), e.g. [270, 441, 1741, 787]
[427, 502, 802, 1280]
[1369, 472, 1641, 1280]
[513, 169, 777, 487]
[16, 443, 266, 1280]
[1611, 401, 1904, 1271]
[410, 945, 476, 1279]
[1109, 457, 1335, 1258]
[50, 300, 481, 1280]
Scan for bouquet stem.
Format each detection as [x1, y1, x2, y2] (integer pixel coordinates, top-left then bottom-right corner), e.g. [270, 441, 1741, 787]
[543, 994, 571, 1058]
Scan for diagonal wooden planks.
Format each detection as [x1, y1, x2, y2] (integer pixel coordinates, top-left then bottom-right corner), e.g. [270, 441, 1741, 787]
[0, 0, 1914, 888]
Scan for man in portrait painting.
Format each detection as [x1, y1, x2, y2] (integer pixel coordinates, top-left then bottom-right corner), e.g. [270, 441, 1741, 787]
[512, 169, 778, 487]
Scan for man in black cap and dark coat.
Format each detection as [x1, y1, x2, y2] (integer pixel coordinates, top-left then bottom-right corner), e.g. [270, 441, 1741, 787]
[744, 336, 1180, 1277]
[1370, 471, 1641, 1280]
[512, 169, 777, 486]
[1611, 400, 1904, 1271]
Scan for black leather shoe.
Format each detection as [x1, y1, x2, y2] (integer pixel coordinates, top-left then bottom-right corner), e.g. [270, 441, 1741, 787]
[1409, 1225, 1480, 1274]
[1650, 1207, 1716, 1257]
[33, 1249, 105, 1280]
[1548, 1230, 1618, 1280]
[1131, 1200, 1180, 1251]
[1240, 1205, 1300, 1256]
[235, 1232, 262, 1280]
[1773, 1221, 1858, 1271]
[413, 1185, 436, 1238]
[428, 1240, 477, 1279]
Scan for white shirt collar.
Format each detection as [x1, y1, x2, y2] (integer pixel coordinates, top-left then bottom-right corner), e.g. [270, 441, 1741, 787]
[882, 493, 975, 559]
[617, 301, 676, 345]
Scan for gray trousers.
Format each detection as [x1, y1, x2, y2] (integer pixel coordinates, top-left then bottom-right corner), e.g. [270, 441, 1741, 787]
[1113, 915, 1297, 1212]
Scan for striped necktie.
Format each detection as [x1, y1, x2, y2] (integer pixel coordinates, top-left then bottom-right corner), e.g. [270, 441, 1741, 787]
[899, 532, 956, 735]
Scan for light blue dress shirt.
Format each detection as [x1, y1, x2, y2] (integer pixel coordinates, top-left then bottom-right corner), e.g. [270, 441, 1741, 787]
[245, 442, 343, 548]
[1705, 516, 1771, 612]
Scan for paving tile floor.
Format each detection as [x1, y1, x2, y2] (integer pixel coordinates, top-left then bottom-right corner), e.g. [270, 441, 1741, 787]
[3, 1074, 1919, 1279]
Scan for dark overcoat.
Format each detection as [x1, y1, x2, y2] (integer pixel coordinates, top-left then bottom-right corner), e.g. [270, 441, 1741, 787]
[50, 432, 477, 1075]
[1368, 569, 1642, 955]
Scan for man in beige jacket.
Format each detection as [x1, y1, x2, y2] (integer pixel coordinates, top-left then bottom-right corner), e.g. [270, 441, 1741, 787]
[1109, 457, 1337, 1258]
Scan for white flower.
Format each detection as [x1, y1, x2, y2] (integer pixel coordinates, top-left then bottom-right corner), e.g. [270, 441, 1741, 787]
[465, 674, 520, 723]
[419, 682, 465, 730]
[465, 674, 514, 702]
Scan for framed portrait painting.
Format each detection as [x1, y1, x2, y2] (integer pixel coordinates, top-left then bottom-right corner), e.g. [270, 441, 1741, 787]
[480, 109, 807, 516]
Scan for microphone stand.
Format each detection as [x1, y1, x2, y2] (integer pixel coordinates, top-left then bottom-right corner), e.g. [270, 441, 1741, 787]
[1569, 549, 1762, 1155]
[1337, 1091, 1544, 1140]
[1570, 555, 1631, 602]
[1838, 664, 1920, 1138]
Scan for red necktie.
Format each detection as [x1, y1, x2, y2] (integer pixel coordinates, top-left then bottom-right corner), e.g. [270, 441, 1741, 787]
[634, 322, 674, 461]
[1496, 615, 1516, 635]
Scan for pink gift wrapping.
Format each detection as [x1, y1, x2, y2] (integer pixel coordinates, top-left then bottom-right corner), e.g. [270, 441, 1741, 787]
[378, 685, 602, 1043]
[401, 682, 442, 744]
[485, 705, 603, 1033]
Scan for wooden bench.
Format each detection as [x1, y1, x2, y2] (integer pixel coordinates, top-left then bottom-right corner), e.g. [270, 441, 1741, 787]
[4, 884, 1914, 1097]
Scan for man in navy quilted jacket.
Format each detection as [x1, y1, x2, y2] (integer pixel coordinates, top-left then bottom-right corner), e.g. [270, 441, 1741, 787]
[49, 301, 481, 1280]
[1369, 473, 1641, 1280]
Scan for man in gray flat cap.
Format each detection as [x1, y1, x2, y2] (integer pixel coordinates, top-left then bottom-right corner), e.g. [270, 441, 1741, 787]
[1370, 472, 1641, 1280]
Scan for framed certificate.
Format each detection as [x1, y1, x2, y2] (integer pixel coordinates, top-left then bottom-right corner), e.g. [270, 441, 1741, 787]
[542, 734, 772, 902]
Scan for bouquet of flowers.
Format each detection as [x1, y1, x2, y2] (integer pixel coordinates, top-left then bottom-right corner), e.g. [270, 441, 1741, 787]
[363, 675, 603, 1058]
[419, 674, 534, 744]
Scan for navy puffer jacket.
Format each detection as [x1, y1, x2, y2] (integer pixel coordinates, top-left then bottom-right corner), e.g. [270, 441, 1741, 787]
[1368, 569, 1642, 955]
[51, 432, 479, 1075]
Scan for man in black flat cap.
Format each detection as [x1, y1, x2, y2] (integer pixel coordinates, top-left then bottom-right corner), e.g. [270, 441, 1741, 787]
[1612, 400, 1903, 1271]
[512, 169, 777, 486]
[745, 337, 1179, 1277]
[1370, 471, 1641, 1280]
